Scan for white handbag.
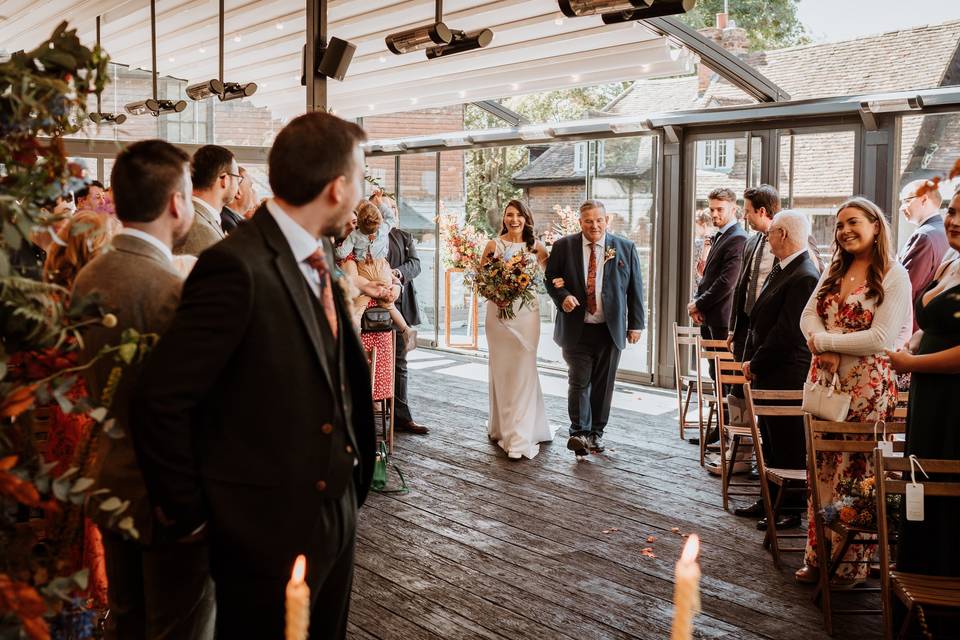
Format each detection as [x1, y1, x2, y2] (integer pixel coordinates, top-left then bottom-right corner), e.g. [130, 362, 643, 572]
[802, 370, 851, 421]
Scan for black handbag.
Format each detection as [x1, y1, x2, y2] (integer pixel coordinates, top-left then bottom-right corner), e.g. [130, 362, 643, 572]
[361, 306, 393, 332]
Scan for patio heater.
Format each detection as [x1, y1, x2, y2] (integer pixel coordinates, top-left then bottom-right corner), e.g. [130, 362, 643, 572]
[89, 16, 126, 125]
[185, 0, 257, 102]
[385, 0, 452, 55]
[600, 0, 697, 24]
[558, 0, 695, 20]
[124, 0, 187, 117]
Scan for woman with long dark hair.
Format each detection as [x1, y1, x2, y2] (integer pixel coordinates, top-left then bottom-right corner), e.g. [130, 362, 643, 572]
[795, 196, 912, 587]
[481, 199, 552, 460]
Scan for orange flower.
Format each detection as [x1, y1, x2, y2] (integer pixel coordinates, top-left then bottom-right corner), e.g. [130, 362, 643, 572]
[0, 384, 37, 419]
[839, 506, 857, 524]
[0, 574, 49, 640]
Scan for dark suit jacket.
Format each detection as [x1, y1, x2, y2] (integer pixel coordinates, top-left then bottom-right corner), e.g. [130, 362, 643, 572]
[71, 234, 183, 544]
[743, 252, 820, 388]
[220, 206, 245, 235]
[132, 205, 375, 578]
[387, 227, 421, 327]
[900, 214, 949, 328]
[695, 222, 747, 328]
[545, 232, 645, 351]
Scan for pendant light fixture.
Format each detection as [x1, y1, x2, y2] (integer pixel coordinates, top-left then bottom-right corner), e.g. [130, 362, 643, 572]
[185, 0, 257, 102]
[89, 16, 127, 125]
[124, 0, 187, 117]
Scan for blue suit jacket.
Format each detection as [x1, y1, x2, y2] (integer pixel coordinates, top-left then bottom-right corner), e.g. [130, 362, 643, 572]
[545, 232, 645, 351]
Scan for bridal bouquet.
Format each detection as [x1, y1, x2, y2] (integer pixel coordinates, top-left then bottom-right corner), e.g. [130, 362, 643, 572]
[467, 251, 544, 320]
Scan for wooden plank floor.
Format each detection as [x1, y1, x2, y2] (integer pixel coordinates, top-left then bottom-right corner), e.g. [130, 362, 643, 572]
[350, 351, 881, 639]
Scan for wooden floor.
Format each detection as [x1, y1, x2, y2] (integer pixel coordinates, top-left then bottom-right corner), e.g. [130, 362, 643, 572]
[348, 351, 880, 640]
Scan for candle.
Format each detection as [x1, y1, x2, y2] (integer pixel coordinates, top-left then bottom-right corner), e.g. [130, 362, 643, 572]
[285, 554, 310, 640]
[670, 534, 701, 640]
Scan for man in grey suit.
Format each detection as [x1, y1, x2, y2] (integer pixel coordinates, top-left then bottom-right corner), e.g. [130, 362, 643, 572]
[175, 144, 237, 256]
[72, 140, 215, 639]
[898, 179, 949, 330]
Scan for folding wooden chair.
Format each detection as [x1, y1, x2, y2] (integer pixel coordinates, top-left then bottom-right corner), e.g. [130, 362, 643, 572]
[713, 357, 756, 511]
[361, 329, 396, 453]
[743, 384, 807, 568]
[875, 451, 960, 640]
[672, 323, 702, 441]
[804, 415, 907, 635]
[696, 337, 729, 466]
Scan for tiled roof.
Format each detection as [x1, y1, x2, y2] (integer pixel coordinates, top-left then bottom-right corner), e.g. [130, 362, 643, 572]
[512, 143, 584, 184]
[604, 75, 704, 115]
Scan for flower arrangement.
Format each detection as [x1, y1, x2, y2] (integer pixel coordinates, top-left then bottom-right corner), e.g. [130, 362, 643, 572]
[543, 204, 582, 246]
[438, 213, 485, 271]
[467, 250, 545, 320]
[821, 475, 901, 530]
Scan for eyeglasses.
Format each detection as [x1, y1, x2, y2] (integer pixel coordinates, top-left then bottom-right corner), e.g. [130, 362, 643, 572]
[222, 172, 245, 185]
[900, 196, 918, 205]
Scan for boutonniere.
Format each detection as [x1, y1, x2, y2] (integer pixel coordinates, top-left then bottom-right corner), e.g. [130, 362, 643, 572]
[603, 247, 616, 264]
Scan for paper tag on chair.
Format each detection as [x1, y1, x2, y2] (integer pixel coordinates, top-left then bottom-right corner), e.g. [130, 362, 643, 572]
[878, 439, 894, 456]
[905, 482, 924, 521]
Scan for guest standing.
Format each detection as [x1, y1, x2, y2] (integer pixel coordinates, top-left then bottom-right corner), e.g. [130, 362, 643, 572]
[795, 197, 911, 587]
[72, 140, 215, 639]
[221, 166, 254, 234]
[897, 179, 949, 329]
[175, 145, 236, 256]
[386, 196, 430, 435]
[740, 211, 820, 529]
[133, 113, 375, 640]
[886, 188, 960, 579]
[688, 188, 747, 380]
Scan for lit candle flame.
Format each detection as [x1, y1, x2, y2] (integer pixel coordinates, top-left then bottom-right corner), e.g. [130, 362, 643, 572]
[680, 534, 700, 563]
[291, 554, 306, 584]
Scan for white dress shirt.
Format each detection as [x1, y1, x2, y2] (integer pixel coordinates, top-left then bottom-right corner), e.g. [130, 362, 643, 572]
[118, 227, 173, 263]
[777, 246, 808, 271]
[582, 233, 606, 324]
[266, 198, 326, 300]
[192, 195, 221, 221]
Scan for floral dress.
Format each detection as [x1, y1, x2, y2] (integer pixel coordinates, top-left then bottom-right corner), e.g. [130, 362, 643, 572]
[804, 284, 897, 579]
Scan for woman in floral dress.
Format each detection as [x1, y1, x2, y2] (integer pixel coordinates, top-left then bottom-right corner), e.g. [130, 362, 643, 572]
[796, 197, 912, 586]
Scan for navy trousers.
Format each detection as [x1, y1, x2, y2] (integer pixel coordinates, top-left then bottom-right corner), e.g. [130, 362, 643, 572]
[562, 323, 621, 437]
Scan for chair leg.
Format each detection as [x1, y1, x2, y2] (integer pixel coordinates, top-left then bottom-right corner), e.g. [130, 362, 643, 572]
[388, 396, 395, 454]
[765, 484, 787, 568]
[812, 514, 835, 635]
[723, 435, 741, 511]
[680, 384, 694, 440]
[896, 604, 914, 640]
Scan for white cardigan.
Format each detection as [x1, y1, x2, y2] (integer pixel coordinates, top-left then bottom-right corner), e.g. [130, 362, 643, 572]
[800, 262, 913, 356]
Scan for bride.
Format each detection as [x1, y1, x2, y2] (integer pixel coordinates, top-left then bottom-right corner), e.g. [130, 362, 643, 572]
[481, 200, 553, 460]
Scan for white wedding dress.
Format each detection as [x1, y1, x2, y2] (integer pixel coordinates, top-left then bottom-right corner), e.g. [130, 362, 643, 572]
[485, 238, 552, 459]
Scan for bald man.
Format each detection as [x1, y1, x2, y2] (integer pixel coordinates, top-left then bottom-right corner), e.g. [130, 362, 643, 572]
[898, 179, 949, 328]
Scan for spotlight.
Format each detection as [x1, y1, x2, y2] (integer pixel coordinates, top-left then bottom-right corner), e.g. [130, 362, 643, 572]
[124, 99, 187, 116]
[558, 0, 651, 18]
[600, 0, 697, 23]
[426, 28, 493, 59]
[89, 112, 127, 125]
[386, 21, 452, 55]
[186, 79, 258, 101]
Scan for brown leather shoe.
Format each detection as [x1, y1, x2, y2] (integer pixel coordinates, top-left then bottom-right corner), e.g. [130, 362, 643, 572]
[795, 565, 820, 584]
[397, 421, 429, 435]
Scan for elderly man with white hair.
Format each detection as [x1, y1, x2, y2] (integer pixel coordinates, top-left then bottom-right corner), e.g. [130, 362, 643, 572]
[898, 179, 949, 329]
[740, 210, 821, 531]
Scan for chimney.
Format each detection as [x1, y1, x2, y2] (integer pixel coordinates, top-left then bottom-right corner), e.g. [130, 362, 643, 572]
[697, 12, 748, 94]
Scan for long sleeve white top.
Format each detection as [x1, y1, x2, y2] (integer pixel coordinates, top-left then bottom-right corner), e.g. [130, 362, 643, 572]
[799, 262, 912, 356]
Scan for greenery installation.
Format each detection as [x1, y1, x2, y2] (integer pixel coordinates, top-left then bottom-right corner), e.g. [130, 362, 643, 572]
[0, 23, 155, 640]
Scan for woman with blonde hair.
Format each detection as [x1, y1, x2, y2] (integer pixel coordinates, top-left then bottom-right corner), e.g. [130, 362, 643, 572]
[43, 210, 120, 289]
[795, 196, 911, 587]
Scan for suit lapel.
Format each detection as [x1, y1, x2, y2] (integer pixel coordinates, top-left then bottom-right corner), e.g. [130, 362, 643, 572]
[755, 254, 805, 310]
[572, 233, 587, 295]
[254, 209, 336, 396]
[601, 235, 616, 293]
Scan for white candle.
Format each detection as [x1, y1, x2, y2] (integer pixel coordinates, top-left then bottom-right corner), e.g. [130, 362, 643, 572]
[285, 555, 310, 640]
[670, 534, 701, 640]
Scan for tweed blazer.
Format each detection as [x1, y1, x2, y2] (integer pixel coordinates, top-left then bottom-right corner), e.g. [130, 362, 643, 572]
[174, 197, 226, 256]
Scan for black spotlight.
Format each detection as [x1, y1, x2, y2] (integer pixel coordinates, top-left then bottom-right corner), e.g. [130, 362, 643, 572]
[559, 0, 649, 18]
[89, 112, 127, 125]
[426, 28, 493, 59]
[600, 0, 697, 24]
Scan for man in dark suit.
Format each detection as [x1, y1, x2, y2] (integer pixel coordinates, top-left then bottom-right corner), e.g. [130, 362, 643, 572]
[740, 210, 820, 529]
[385, 196, 429, 435]
[175, 145, 235, 256]
[133, 113, 375, 639]
[545, 199, 645, 457]
[73, 140, 215, 639]
[221, 167, 254, 234]
[688, 187, 747, 381]
[898, 179, 949, 329]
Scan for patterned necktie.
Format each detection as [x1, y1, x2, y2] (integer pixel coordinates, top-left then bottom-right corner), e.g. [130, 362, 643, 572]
[760, 259, 783, 296]
[586, 243, 598, 315]
[305, 249, 339, 339]
[744, 234, 767, 315]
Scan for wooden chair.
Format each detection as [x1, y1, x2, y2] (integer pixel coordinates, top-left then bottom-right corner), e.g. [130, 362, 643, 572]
[713, 357, 756, 511]
[672, 323, 702, 441]
[875, 451, 960, 640]
[804, 415, 907, 635]
[742, 384, 808, 568]
[696, 337, 729, 466]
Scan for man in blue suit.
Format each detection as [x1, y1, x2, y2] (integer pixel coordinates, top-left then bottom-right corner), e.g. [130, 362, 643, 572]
[545, 200, 645, 457]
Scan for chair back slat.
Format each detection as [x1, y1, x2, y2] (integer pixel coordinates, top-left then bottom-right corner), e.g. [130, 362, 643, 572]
[751, 406, 805, 417]
[747, 389, 805, 401]
[883, 479, 960, 497]
[699, 338, 729, 349]
[878, 457, 960, 474]
[812, 421, 907, 435]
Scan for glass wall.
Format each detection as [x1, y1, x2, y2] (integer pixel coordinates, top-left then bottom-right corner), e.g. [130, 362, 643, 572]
[398, 153, 439, 341]
[898, 112, 958, 252]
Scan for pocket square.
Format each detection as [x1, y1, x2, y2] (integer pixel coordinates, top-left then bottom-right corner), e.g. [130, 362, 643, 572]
[618, 260, 625, 267]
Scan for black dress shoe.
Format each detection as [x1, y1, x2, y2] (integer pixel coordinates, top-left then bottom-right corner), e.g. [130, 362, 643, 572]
[397, 421, 429, 435]
[704, 427, 720, 445]
[567, 434, 590, 456]
[588, 433, 605, 453]
[756, 514, 801, 530]
[734, 500, 764, 518]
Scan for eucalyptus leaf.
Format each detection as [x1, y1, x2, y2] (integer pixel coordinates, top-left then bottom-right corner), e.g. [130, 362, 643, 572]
[52, 477, 70, 501]
[117, 342, 137, 364]
[103, 418, 124, 439]
[55, 466, 79, 481]
[71, 568, 89, 590]
[69, 477, 94, 493]
[99, 496, 121, 511]
[88, 406, 107, 423]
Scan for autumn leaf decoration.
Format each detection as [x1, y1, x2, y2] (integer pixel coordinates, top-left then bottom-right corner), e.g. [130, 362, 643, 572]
[914, 158, 960, 198]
